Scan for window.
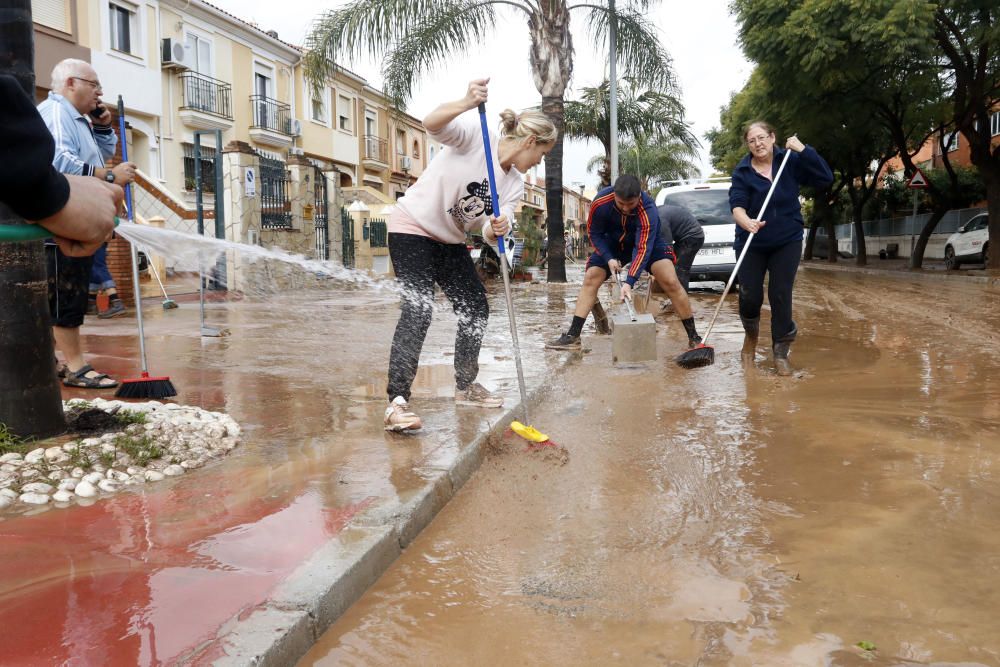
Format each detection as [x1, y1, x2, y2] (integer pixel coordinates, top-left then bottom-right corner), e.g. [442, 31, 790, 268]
[109, 1, 136, 54]
[33, 0, 69, 32]
[992, 111, 1000, 137]
[396, 129, 406, 155]
[337, 95, 353, 131]
[365, 110, 377, 137]
[182, 143, 217, 193]
[311, 89, 328, 124]
[413, 140, 420, 159]
[429, 145, 435, 161]
[184, 32, 212, 74]
[943, 131, 959, 153]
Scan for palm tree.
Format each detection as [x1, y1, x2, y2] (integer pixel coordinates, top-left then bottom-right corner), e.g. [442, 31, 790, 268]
[616, 135, 700, 192]
[0, 0, 67, 437]
[304, 0, 678, 282]
[565, 78, 697, 187]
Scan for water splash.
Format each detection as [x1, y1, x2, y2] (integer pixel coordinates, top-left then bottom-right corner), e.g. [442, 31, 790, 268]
[114, 222, 393, 292]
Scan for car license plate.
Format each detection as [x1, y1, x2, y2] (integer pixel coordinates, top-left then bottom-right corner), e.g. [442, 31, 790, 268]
[700, 248, 725, 256]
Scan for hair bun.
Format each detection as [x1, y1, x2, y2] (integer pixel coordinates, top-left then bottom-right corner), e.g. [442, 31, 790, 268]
[499, 109, 518, 134]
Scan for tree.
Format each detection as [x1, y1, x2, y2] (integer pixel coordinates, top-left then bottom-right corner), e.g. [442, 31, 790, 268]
[563, 78, 696, 187]
[0, 0, 67, 437]
[590, 135, 699, 193]
[304, 0, 679, 282]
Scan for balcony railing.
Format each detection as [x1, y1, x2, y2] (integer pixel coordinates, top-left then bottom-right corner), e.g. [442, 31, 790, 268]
[364, 134, 388, 163]
[179, 71, 233, 119]
[250, 95, 291, 135]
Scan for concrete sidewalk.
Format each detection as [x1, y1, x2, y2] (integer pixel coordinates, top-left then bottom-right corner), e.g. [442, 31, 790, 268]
[800, 256, 1000, 285]
[0, 273, 595, 665]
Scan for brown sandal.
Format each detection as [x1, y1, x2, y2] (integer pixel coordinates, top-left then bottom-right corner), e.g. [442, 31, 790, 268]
[62, 364, 119, 389]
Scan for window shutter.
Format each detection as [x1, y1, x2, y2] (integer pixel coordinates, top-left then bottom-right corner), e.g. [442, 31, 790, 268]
[32, 0, 68, 32]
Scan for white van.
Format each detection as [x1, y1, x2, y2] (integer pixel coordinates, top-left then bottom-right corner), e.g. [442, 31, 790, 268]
[655, 180, 737, 284]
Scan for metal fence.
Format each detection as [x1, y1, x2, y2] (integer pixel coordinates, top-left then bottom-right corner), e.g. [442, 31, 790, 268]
[833, 207, 986, 240]
[250, 95, 291, 135]
[258, 153, 291, 229]
[341, 206, 355, 268]
[369, 218, 388, 248]
[364, 135, 387, 163]
[179, 71, 232, 119]
[314, 166, 329, 259]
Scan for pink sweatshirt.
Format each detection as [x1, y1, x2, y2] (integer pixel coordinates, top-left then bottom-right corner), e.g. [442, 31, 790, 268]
[391, 114, 525, 244]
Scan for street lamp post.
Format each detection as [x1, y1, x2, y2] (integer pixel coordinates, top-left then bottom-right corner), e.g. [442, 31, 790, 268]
[609, 0, 618, 184]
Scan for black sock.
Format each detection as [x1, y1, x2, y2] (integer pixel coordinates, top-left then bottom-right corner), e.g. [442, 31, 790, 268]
[682, 317, 699, 340]
[568, 315, 586, 337]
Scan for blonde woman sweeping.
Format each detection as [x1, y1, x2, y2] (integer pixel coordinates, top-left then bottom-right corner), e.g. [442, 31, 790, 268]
[384, 79, 556, 432]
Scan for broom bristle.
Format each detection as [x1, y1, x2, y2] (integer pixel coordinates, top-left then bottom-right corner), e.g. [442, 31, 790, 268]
[162, 300, 178, 310]
[115, 375, 177, 399]
[675, 344, 715, 369]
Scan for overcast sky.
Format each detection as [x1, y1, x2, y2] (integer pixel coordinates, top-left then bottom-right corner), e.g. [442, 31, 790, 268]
[208, 0, 752, 187]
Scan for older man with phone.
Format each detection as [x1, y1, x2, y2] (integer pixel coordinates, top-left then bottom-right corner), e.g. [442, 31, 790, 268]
[37, 58, 137, 389]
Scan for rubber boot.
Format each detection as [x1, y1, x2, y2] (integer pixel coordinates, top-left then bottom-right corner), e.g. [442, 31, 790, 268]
[740, 316, 759, 363]
[773, 341, 793, 377]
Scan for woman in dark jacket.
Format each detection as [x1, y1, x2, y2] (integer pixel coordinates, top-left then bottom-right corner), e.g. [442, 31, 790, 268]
[729, 121, 833, 375]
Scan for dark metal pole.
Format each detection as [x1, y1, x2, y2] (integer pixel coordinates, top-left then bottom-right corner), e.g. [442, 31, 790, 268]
[609, 0, 618, 184]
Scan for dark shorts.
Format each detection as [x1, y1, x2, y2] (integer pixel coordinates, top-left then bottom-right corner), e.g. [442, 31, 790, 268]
[586, 237, 677, 279]
[46, 244, 93, 328]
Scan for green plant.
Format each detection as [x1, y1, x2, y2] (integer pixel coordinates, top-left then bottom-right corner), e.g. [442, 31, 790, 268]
[98, 449, 117, 468]
[0, 423, 32, 456]
[113, 433, 164, 467]
[114, 410, 148, 427]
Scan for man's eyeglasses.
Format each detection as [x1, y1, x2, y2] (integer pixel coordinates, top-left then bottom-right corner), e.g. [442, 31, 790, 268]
[72, 76, 103, 90]
[747, 135, 771, 146]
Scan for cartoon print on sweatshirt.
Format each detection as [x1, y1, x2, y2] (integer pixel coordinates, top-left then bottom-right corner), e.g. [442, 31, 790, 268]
[447, 179, 494, 230]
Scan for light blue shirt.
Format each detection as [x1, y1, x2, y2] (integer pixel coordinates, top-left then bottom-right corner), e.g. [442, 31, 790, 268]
[36, 91, 118, 176]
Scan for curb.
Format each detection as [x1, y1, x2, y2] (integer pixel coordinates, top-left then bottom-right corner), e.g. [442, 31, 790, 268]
[801, 260, 1000, 286]
[193, 366, 567, 665]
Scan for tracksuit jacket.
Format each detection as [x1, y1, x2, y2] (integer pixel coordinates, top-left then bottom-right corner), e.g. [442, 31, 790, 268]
[587, 186, 660, 287]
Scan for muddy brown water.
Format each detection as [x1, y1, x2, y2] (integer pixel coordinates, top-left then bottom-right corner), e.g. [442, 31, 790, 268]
[299, 268, 1000, 666]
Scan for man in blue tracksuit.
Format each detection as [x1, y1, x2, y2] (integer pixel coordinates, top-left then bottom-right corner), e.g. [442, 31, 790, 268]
[546, 174, 702, 349]
[730, 123, 833, 374]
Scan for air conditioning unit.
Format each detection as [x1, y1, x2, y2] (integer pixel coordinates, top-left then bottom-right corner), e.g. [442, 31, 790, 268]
[400, 155, 412, 171]
[161, 38, 188, 69]
[290, 119, 302, 136]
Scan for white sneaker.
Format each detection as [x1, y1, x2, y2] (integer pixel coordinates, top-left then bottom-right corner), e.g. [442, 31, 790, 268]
[384, 396, 422, 432]
[454, 382, 504, 408]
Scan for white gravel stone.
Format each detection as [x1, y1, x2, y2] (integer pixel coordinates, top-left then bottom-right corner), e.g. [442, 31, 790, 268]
[108, 470, 130, 482]
[81, 438, 101, 448]
[19, 492, 50, 505]
[0, 496, 13, 509]
[82, 472, 104, 485]
[97, 480, 120, 493]
[100, 443, 117, 454]
[22, 482, 55, 495]
[52, 490, 74, 502]
[179, 459, 201, 470]
[0, 464, 17, 473]
[126, 467, 140, 475]
[0, 453, 24, 463]
[70, 467, 85, 478]
[58, 479, 78, 491]
[74, 480, 97, 498]
[44, 446, 65, 460]
[48, 470, 67, 481]
[20, 468, 40, 480]
[163, 465, 185, 476]
[24, 448, 46, 464]
[144, 471, 165, 482]
[62, 442, 80, 453]
[0, 488, 18, 500]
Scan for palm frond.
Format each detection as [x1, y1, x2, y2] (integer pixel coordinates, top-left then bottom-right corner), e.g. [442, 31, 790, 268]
[381, 2, 502, 106]
[582, 7, 678, 92]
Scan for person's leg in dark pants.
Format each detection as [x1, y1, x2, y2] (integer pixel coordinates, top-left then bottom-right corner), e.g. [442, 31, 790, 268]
[385, 234, 436, 430]
[673, 235, 703, 292]
[435, 244, 489, 392]
[766, 240, 802, 375]
[736, 245, 769, 362]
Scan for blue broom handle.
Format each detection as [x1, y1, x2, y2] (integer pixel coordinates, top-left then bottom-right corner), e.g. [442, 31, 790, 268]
[116, 95, 134, 222]
[477, 103, 506, 257]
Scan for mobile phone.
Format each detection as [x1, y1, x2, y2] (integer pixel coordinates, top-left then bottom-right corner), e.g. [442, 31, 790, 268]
[89, 104, 106, 121]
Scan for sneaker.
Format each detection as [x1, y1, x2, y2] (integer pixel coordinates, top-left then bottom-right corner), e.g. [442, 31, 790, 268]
[545, 333, 581, 350]
[454, 382, 503, 408]
[97, 299, 127, 319]
[384, 396, 422, 432]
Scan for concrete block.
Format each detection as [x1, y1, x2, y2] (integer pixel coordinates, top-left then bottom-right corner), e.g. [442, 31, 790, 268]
[611, 311, 657, 363]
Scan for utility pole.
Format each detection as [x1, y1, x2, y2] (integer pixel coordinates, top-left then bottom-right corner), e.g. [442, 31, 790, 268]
[609, 0, 618, 184]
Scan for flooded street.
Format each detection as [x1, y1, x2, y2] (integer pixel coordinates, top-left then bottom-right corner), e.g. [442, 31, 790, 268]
[300, 267, 1000, 666]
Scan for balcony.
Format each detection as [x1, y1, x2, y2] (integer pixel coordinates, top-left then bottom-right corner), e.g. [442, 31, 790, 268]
[249, 95, 293, 149]
[363, 134, 388, 168]
[178, 72, 233, 131]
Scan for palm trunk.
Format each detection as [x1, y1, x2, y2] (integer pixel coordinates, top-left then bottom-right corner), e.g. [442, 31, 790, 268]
[543, 95, 567, 282]
[0, 0, 67, 438]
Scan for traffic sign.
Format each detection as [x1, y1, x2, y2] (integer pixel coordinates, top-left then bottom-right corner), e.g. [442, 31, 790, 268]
[907, 167, 929, 189]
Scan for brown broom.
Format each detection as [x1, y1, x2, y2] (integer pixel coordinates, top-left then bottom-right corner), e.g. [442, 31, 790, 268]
[114, 95, 177, 399]
[676, 147, 793, 369]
